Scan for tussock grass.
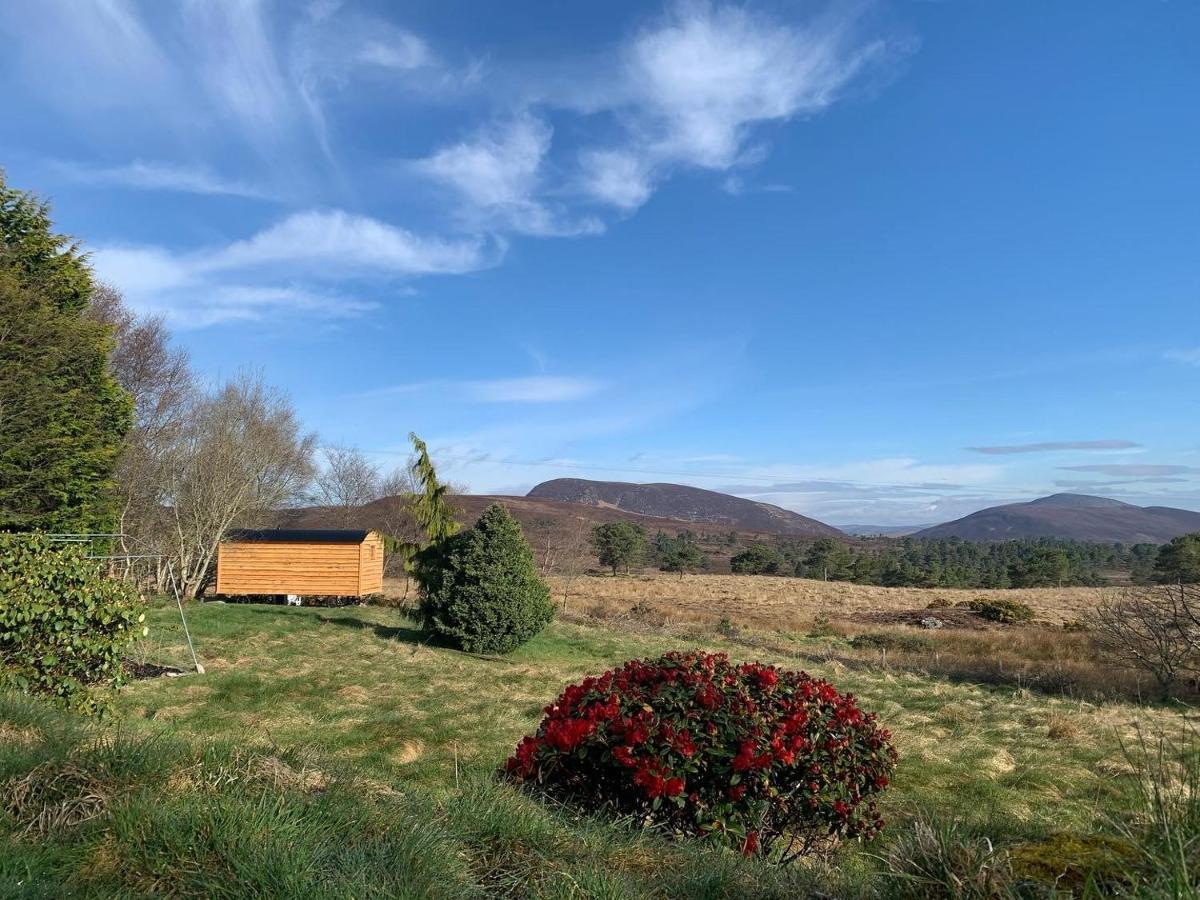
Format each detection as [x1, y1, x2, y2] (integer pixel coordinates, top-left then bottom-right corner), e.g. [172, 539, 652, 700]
[5, 599, 1200, 897]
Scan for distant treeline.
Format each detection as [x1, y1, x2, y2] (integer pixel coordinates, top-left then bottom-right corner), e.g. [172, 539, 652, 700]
[727, 536, 1166, 588]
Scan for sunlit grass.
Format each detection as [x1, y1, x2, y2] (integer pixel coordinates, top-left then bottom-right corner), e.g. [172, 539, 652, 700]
[3, 600, 1199, 897]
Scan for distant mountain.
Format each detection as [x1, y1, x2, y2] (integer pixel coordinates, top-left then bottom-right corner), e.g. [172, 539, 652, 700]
[914, 493, 1200, 543]
[526, 478, 842, 537]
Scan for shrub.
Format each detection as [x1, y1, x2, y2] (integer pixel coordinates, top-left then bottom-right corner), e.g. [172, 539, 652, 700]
[0, 535, 145, 713]
[730, 545, 782, 576]
[967, 597, 1035, 624]
[418, 503, 554, 655]
[925, 598, 953, 610]
[505, 650, 896, 860]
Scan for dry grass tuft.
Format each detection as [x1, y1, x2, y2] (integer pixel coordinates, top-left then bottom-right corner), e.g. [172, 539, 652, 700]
[936, 703, 979, 728]
[337, 685, 371, 703]
[167, 753, 327, 795]
[393, 741, 424, 765]
[1046, 713, 1083, 742]
[1, 762, 109, 837]
[0, 723, 40, 747]
[250, 754, 328, 793]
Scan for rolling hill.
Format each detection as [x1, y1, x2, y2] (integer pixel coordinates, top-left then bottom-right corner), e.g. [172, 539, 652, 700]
[914, 493, 1200, 543]
[526, 478, 843, 537]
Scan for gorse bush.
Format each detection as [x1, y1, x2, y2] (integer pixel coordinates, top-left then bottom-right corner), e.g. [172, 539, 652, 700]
[0, 535, 145, 713]
[418, 503, 554, 654]
[505, 650, 897, 860]
[964, 597, 1035, 624]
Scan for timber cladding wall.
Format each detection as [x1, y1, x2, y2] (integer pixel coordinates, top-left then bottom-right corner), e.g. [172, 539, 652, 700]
[216, 529, 385, 598]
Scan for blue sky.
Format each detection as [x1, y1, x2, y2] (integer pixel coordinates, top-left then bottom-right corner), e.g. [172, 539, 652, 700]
[2, 1, 1198, 526]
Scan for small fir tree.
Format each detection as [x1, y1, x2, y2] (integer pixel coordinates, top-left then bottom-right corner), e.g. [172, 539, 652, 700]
[419, 503, 554, 654]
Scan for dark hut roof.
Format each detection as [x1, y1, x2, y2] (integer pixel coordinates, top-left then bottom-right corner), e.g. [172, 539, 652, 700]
[223, 528, 372, 544]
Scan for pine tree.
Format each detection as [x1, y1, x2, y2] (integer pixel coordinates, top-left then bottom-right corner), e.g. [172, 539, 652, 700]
[419, 503, 554, 654]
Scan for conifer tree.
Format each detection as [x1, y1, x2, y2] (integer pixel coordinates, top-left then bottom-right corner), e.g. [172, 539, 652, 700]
[418, 503, 554, 654]
[0, 172, 131, 532]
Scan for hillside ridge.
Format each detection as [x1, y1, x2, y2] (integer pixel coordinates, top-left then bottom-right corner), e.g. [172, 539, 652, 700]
[915, 493, 1200, 543]
[526, 478, 842, 537]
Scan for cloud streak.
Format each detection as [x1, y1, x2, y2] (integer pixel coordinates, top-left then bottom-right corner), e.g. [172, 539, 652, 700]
[968, 440, 1141, 455]
[54, 159, 272, 199]
[90, 210, 497, 327]
[365, 376, 605, 404]
[1057, 464, 1199, 477]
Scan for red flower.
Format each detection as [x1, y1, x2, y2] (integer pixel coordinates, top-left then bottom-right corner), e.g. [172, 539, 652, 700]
[503, 650, 897, 857]
[741, 831, 759, 856]
[756, 668, 779, 689]
[612, 745, 637, 767]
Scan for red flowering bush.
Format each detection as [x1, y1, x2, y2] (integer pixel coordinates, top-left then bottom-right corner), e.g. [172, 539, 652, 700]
[505, 651, 897, 860]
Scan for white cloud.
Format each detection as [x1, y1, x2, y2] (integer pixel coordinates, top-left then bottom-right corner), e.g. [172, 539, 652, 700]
[416, 114, 550, 208]
[366, 376, 604, 404]
[358, 33, 433, 71]
[577, 149, 657, 210]
[90, 209, 496, 327]
[54, 159, 271, 199]
[206, 210, 493, 275]
[576, 3, 888, 210]
[413, 114, 602, 236]
[467, 377, 604, 403]
[182, 0, 302, 145]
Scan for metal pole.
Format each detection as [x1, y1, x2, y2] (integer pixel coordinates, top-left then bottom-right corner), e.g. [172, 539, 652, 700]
[47, 533, 205, 676]
[166, 559, 204, 675]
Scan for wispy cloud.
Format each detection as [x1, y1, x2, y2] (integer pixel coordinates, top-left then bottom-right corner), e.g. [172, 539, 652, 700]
[54, 159, 271, 199]
[1054, 477, 1192, 490]
[574, 3, 895, 210]
[1165, 347, 1200, 366]
[90, 210, 496, 327]
[409, 3, 901, 231]
[1058, 464, 1199, 477]
[411, 113, 601, 236]
[968, 440, 1141, 455]
[366, 376, 604, 404]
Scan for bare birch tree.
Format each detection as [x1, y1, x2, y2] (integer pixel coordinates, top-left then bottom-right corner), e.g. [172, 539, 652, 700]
[312, 445, 381, 525]
[166, 372, 316, 598]
[87, 285, 195, 584]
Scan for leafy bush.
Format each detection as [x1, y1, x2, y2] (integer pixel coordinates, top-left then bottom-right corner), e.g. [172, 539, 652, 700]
[505, 650, 896, 860]
[418, 503, 554, 654]
[0, 535, 145, 713]
[966, 597, 1035, 624]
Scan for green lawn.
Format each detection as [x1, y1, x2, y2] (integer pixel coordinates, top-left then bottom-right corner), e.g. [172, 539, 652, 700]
[2, 602, 1198, 898]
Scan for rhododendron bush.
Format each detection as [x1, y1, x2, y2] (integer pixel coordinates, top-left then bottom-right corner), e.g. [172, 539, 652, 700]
[505, 651, 897, 860]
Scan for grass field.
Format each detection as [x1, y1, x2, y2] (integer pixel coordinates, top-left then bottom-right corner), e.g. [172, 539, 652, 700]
[3, 591, 1200, 897]
[545, 572, 1109, 629]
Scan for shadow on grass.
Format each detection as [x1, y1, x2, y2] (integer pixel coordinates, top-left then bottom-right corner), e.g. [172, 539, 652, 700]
[315, 612, 428, 645]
